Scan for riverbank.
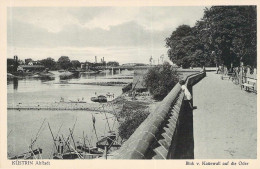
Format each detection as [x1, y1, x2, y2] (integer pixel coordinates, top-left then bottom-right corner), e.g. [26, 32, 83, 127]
[7, 69, 137, 158]
[7, 91, 157, 113]
[7, 101, 119, 113]
[54, 81, 128, 86]
[104, 76, 133, 79]
[8, 90, 158, 143]
[111, 92, 159, 140]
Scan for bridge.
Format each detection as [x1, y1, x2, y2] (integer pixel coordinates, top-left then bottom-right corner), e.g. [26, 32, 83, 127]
[109, 69, 256, 159]
[93, 65, 139, 72]
[95, 65, 210, 75]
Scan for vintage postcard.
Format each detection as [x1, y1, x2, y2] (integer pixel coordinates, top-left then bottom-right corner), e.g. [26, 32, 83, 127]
[0, 0, 259, 169]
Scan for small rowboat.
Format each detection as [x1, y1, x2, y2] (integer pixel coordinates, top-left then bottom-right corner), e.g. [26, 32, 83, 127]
[9, 148, 43, 159]
[91, 95, 107, 103]
[76, 145, 103, 154]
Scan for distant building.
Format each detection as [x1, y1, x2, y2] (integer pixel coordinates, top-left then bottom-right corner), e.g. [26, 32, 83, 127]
[17, 65, 45, 72]
[81, 62, 92, 70]
[28, 61, 41, 65]
[81, 63, 86, 69]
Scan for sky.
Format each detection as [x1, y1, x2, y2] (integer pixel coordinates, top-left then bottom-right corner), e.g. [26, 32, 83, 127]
[7, 6, 207, 64]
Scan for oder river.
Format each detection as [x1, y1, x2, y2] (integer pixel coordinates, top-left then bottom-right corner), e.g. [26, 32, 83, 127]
[7, 70, 133, 159]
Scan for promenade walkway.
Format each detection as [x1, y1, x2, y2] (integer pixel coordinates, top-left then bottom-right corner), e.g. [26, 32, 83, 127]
[193, 72, 257, 159]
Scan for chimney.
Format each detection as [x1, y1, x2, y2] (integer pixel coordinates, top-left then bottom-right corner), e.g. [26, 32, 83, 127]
[95, 56, 97, 63]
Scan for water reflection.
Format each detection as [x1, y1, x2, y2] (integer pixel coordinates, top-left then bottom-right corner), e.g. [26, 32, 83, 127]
[80, 72, 109, 79]
[13, 78, 18, 90]
[7, 70, 133, 91]
[40, 76, 55, 82]
[7, 78, 19, 90]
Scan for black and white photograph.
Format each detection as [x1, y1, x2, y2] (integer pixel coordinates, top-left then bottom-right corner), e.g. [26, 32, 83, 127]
[2, 2, 257, 165]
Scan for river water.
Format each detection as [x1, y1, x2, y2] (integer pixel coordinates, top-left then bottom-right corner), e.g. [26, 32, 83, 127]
[7, 70, 133, 159]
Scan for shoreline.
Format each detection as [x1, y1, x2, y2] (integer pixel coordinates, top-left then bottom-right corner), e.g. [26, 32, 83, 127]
[7, 101, 119, 113]
[7, 90, 159, 157]
[7, 92, 157, 117]
[53, 81, 129, 86]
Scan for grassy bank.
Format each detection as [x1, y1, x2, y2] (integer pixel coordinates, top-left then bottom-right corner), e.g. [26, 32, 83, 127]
[112, 92, 158, 141]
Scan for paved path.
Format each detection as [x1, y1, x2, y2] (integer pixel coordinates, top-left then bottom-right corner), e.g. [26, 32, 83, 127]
[193, 72, 257, 159]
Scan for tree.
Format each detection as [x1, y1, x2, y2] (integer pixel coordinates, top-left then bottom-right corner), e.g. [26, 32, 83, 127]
[18, 59, 24, 65]
[7, 58, 16, 73]
[165, 25, 207, 68]
[197, 6, 257, 68]
[57, 56, 71, 70]
[40, 57, 57, 70]
[166, 6, 257, 68]
[71, 60, 81, 69]
[144, 62, 179, 100]
[107, 61, 119, 67]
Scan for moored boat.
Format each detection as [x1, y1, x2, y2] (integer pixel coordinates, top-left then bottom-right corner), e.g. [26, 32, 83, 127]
[53, 151, 80, 159]
[9, 148, 43, 159]
[96, 131, 120, 150]
[91, 95, 107, 103]
[76, 145, 103, 154]
[8, 119, 46, 160]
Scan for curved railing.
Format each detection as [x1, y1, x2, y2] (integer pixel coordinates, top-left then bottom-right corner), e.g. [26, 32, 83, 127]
[111, 70, 206, 159]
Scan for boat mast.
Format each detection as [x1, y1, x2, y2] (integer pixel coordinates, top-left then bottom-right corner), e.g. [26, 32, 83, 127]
[48, 122, 58, 152]
[30, 118, 46, 149]
[92, 114, 99, 142]
[102, 104, 112, 132]
[69, 128, 77, 150]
